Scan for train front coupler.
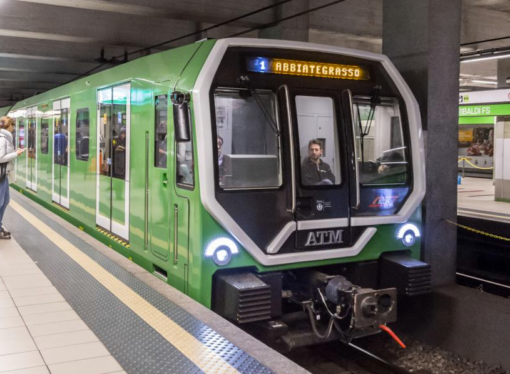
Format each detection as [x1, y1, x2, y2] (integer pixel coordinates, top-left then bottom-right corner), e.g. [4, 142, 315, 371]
[289, 270, 397, 343]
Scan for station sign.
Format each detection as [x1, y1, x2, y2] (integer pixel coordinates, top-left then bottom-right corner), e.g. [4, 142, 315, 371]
[459, 89, 510, 104]
[459, 103, 510, 117]
[246, 57, 370, 80]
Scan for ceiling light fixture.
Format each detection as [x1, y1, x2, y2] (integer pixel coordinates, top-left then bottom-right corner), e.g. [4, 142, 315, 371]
[471, 79, 498, 85]
[460, 46, 510, 64]
[461, 53, 510, 63]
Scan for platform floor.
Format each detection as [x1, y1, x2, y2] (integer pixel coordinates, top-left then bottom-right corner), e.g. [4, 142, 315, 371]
[457, 177, 510, 223]
[0, 237, 124, 374]
[0, 189, 308, 374]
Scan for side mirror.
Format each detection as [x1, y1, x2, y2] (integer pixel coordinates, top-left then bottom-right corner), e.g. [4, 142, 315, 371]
[171, 91, 191, 142]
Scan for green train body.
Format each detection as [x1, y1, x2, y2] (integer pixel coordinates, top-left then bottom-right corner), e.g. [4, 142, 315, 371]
[8, 38, 428, 346]
[0, 107, 10, 117]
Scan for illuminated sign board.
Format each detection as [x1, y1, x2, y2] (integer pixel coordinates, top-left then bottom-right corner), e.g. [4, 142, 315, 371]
[246, 57, 370, 80]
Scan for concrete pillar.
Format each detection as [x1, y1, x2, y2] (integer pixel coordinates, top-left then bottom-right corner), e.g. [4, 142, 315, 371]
[497, 59, 510, 88]
[383, 0, 462, 287]
[494, 118, 510, 201]
[258, 0, 309, 42]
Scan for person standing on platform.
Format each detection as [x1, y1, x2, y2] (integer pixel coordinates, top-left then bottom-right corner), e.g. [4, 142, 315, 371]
[0, 116, 25, 239]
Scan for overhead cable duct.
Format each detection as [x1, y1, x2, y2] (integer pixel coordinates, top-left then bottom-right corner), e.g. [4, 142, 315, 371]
[64, 0, 294, 85]
[228, 0, 346, 38]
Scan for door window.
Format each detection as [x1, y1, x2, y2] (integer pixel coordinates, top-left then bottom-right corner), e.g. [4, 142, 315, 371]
[54, 108, 69, 166]
[155, 95, 167, 168]
[18, 119, 25, 149]
[112, 88, 128, 180]
[295, 95, 341, 186]
[76, 108, 89, 161]
[352, 98, 408, 185]
[176, 139, 194, 186]
[98, 87, 128, 180]
[213, 89, 282, 189]
[98, 89, 112, 177]
[27, 116, 36, 160]
[41, 118, 49, 154]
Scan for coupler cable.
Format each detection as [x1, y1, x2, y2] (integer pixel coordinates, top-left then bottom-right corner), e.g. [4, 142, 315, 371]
[379, 324, 406, 349]
[304, 302, 335, 339]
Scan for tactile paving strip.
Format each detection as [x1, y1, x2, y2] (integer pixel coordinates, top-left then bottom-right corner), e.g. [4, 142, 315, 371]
[5, 193, 275, 374]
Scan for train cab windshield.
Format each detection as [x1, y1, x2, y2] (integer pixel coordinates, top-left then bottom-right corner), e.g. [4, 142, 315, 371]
[214, 89, 282, 189]
[353, 97, 408, 186]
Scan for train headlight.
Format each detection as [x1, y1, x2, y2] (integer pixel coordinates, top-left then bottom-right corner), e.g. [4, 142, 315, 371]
[205, 237, 239, 266]
[396, 224, 421, 247]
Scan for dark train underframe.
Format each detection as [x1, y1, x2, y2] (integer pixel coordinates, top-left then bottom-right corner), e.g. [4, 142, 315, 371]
[212, 251, 431, 350]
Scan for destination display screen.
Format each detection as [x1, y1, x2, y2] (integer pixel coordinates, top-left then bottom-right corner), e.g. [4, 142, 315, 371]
[246, 57, 370, 80]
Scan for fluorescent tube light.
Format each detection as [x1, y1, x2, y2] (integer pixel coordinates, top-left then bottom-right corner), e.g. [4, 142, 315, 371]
[461, 53, 510, 63]
[471, 79, 497, 85]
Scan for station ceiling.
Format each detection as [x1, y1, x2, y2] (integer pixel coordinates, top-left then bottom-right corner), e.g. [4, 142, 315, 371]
[1, 0, 510, 108]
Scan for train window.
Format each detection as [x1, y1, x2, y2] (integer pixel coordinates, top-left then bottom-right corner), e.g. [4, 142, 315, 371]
[295, 96, 341, 186]
[41, 118, 49, 154]
[18, 119, 25, 149]
[175, 97, 194, 186]
[75, 108, 89, 161]
[155, 95, 167, 168]
[352, 98, 408, 185]
[213, 89, 282, 189]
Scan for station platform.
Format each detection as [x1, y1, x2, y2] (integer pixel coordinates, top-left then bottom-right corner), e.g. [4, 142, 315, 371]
[457, 176, 510, 223]
[0, 189, 308, 374]
[456, 176, 510, 299]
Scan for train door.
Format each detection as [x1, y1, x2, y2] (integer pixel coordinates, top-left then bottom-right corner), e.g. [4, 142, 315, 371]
[280, 88, 351, 249]
[172, 100, 194, 293]
[149, 94, 170, 261]
[96, 84, 130, 240]
[26, 106, 37, 192]
[52, 99, 70, 208]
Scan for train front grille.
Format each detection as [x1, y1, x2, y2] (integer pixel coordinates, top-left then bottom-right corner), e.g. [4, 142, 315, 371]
[214, 272, 272, 324]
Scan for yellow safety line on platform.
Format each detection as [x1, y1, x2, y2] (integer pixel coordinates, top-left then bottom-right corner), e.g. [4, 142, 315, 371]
[10, 200, 239, 374]
[446, 219, 510, 242]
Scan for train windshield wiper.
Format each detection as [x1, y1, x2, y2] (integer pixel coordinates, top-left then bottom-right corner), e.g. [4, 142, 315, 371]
[238, 75, 281, 137]
[356, 85, 381, 164]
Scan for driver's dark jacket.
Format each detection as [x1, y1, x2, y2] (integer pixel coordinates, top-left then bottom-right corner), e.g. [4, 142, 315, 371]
[301, 157, 335, 185]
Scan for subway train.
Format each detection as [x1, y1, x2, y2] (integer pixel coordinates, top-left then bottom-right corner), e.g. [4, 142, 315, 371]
[7, 38, 430, 348]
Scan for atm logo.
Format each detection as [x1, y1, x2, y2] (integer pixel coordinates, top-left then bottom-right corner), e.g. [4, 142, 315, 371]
[305, 230, 343, 247]
[369, 196, 399, 208]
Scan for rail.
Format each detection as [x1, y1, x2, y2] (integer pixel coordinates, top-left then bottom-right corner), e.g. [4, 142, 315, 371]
[346, 342, 428, 374]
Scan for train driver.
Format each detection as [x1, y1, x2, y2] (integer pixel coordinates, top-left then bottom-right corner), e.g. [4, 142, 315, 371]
[301, 139, 335, 186]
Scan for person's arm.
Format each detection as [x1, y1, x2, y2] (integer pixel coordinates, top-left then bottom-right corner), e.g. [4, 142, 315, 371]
[324, 164, 335, 183]
[0, 138, 18, 164]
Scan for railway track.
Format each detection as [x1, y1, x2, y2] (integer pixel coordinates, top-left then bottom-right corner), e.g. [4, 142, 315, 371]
[344, 342, 432, 374]
[286, 340, 432, 374]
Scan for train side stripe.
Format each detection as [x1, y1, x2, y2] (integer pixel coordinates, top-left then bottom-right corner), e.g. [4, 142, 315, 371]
[10, 200, 240, 374]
